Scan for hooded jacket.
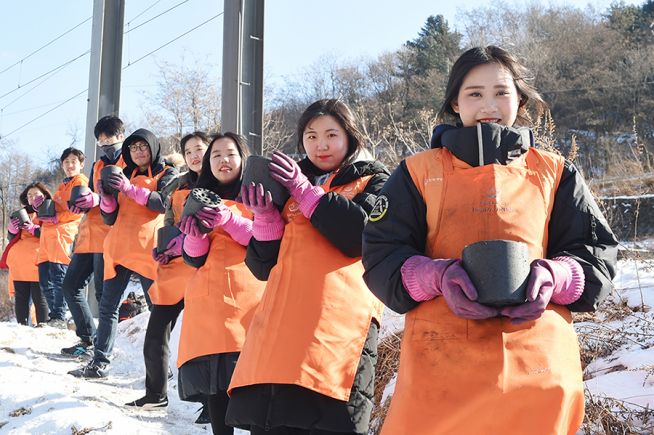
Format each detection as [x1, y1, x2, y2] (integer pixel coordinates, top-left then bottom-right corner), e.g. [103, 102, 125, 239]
[101, 128, 178, 224]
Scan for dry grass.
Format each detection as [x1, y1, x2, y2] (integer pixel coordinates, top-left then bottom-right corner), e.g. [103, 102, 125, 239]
[582, 390, 654, 435]
[370, 331, 402, 434]
[0, 270, 14, 322]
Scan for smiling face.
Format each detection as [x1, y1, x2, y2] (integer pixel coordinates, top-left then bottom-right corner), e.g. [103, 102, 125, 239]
[451, 62, 520, 128]
[302, 115, 349, 172]
[209, 137, 242, 184]
[26, 187, 44, 207]
[183, 137, 208, 174]
[61, 154, 83, 178]
[128, 140, 152, 169]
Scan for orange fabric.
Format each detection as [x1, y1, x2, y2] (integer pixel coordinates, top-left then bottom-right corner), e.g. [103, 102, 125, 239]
[103, 168, 167, 281]
[5, 213, 41, 296]
[74, 157, 126, 254]
[36, 174, 88, 265]
[177, 201, 265, 367]
[229, 175, 384, 401]
[148, 189, 191, 305]
[381, 148, 584, 435]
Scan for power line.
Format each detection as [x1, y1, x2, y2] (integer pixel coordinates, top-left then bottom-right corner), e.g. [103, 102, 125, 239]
[0, 89, 88, 139]
[1, 66, 68, 112]
[3, 11, 224, 140]
[0, 17, 92, 76]
[125, 0, 190, 34]
[126, 0, 162, 25]
[0, 50, 90, 101]
[125, 12, 223, 67]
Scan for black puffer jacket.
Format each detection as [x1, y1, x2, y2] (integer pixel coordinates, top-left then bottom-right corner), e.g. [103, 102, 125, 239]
[226, 158, 389, 434]
[101, 128, 178, 225]
[245, 158, 389, 279]
[362, 123, 618, 314]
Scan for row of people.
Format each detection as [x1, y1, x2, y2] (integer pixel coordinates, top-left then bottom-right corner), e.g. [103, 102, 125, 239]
[4, 45, 618, 435]
[4, 148, 89, 328]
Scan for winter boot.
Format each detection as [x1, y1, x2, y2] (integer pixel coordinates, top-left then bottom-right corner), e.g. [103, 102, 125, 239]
[61, 340, 93, 359]
[124, 394, 168, 410]
[68, 360, 107, 379]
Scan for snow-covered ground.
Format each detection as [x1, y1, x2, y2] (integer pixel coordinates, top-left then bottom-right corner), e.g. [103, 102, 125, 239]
[0, 250, 653, 434]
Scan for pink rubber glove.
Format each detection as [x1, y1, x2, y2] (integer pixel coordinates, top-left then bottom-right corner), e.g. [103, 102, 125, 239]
[241, 182, 285, 241]
[179, 215, 206, 239]
[22, 221, 39, 236]
[196, 205, 233, 229]
[269, 151, 325, 218]
[163, 233, 184, 257]
[74, 190, 100, 210]
[8, 218, 20, 234]
[179, 216, 210, 258]
[31, 195, 44, 209]
[152, 248, 170, 265]
[196, 205, 253, 246]
[108, 172, 151, 206]
[96, 180, 117, 214]
[401, 256, 499, 319]
[39, 214, 58, 224]
[500, 257, 585, 324]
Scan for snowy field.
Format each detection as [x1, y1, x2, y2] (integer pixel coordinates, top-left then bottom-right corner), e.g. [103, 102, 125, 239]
[0, 247, 653, 434]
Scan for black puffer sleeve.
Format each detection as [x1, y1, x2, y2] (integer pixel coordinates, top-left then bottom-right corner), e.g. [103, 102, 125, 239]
[182, 247, 208, 269]
[245, 239, 282, 281]
[547, 161, 618, 312]
[310, 170, 389, 257]
[147, 167, 179, 213]
[362, 161, 428, 314]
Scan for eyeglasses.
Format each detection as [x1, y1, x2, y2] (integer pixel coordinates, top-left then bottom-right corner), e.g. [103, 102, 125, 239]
[128, 143, 149, 152]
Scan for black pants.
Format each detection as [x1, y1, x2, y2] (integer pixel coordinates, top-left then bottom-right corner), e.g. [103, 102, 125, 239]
[143, 300, 184, 398]
[207, 391, 233, 435]
[250, 427, 357, 435]
[62, 252, 104, 343]
[14, 281, 49, 325]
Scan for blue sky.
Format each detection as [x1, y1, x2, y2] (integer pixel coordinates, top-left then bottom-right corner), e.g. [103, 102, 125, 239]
[0, 0, 640, 166]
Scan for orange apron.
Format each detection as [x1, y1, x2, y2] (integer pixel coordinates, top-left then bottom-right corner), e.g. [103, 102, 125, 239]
[381, 148, 584, 435]
[6, 213, 41, 295]
[103, 167, 166, 281]
[177, 201, 265, 367]
[74, 157, 125, 254]
[148, 188, 192, 305]
[36, 174, 88, 265]
[229, 175, 384, 401]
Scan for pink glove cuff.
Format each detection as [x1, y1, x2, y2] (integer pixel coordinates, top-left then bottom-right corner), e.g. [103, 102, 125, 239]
[221, 213, 253, 246]
[548, 256, 585, 305]
[100, 194, 117, 214]
[252, 211, 285, 241]
[402, 255, 459, 303]
[183, 234, 210, 258]
[297, 186, 325, 219]
[124, 185, 151, 206]
[8, 219, 20, 234]
[24, 223, 39, 236]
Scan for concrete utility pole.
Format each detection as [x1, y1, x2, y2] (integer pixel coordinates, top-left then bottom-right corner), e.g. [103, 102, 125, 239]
[82, 0, 125, 316]
[83, 0, 125, 172]
[221, 0, 265, 155]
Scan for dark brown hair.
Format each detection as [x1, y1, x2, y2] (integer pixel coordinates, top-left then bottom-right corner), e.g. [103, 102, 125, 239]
[180, 131, 210, 155]
[60, 147, 85, 164]
[19, 182, 52, 208]
[296, 99, 366, 167]
[438, 46, 547, 126]
[195, 132, 250, 198]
